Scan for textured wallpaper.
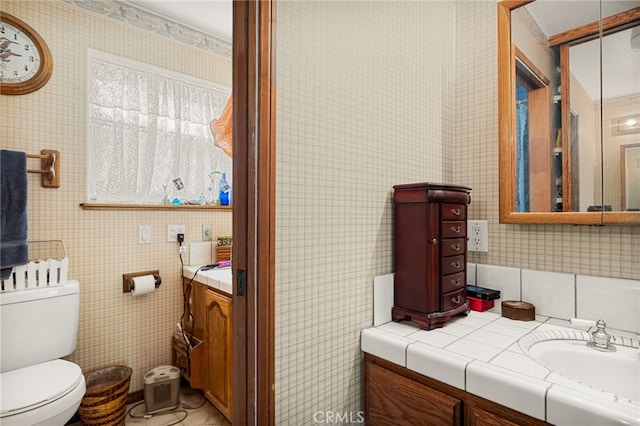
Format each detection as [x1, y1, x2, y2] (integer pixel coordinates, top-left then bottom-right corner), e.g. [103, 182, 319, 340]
[274, 1, 455, 423]
[273, 0, 639, 424]
[1, 0, 232, 391]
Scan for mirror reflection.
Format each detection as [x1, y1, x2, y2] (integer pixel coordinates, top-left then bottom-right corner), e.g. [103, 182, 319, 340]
[508, 1, 640, 215]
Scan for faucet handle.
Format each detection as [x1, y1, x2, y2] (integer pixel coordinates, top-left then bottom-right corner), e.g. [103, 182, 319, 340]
[590, 319, 613, 350]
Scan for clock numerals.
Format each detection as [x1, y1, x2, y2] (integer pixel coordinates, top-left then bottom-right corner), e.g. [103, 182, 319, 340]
[0, 12, 53, 94]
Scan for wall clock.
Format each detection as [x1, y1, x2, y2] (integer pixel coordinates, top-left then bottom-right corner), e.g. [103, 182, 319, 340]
[0, 12, 53, 95]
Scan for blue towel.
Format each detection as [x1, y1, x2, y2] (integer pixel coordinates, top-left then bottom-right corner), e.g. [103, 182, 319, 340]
[1, 150, 28, 280]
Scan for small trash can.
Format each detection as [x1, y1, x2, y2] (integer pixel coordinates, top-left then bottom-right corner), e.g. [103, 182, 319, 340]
[78, 366, 132, 426]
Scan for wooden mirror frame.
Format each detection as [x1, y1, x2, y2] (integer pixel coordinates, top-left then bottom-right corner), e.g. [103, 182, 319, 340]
[497, 1, 640, 225]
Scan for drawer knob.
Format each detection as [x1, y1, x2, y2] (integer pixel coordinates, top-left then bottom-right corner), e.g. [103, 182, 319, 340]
[450, 261, 461, 268]
[450, 208, 461, 216]
[431, 239, 438, 245]
[450, 226, 461, 233]
[451, 244, 460, 251]
[451, 279, 461, 286]
[451, 295, 462, 304]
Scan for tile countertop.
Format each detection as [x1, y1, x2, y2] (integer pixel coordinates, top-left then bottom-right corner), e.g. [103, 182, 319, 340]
[361, 311, 640, 425]
[183, 265, 232, 295]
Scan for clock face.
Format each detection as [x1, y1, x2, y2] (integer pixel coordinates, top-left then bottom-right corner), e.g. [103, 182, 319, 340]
[0, 12, 52, 95]
[0, 20, 42, 84]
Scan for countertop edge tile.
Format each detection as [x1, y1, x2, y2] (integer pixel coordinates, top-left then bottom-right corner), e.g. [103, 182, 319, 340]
[361, 328, 411, 367]
[406, 342, 471, 390]
[547, 384, 640, 426]
[466, 360, 549, 420]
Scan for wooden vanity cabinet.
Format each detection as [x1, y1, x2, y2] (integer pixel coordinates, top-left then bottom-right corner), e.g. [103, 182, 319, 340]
[392, 183, 472, 330]
[175, 279, 232, 422]
[364, 354, 550, 426]
[202, 286, 233, 422]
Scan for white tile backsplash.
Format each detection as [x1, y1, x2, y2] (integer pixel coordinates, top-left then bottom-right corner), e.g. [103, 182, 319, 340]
[521, 269, 576, 320]
[373, 273, 394, 326]
[467, 262, 476, 285]
[576, 275, 640, 333]
[476, 264, 521, 308]
[373, 265, 638, 336]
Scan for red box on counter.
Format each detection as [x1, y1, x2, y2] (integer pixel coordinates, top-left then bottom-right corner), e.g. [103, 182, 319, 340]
[468, 296, 494, 312]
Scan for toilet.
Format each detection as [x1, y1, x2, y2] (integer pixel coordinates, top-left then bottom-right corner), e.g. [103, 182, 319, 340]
[0, 280, 86, 426]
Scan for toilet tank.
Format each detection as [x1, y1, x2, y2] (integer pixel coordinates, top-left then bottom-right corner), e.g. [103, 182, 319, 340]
[0, 280, 80, 373]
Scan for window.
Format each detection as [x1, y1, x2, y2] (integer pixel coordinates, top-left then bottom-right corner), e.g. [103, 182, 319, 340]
[87, 50, 232, 205]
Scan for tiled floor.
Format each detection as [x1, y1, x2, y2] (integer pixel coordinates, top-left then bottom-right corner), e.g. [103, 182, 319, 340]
[124, 398, 230, 426]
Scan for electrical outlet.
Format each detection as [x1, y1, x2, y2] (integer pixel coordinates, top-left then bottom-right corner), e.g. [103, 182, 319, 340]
[202, 224, 213, 241]
[467, 220, 488, 252]
[167, 224, 186, 242]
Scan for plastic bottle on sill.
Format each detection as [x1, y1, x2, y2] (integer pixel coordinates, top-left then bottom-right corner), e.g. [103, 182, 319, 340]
[219, 172, 231, 206]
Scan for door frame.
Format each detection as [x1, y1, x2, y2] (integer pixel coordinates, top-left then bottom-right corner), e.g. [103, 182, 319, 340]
[232, 1, 275, 424]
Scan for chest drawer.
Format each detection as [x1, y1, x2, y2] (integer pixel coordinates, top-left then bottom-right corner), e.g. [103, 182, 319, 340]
[442, 255, 465, 275]
[442, 238, 465, 257]
[442, 221, 466, 239]
[442, 288, 466, 311]
[441, 271, 465, 294]
[441, 204, 466, 221]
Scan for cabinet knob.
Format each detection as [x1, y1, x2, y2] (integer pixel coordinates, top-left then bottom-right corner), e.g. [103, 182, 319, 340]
[451, 244, 460, 251]
[451, 261, 461, 268]
[450, 208, 461, 216]
[451, 279, 461, 286]
[451, 295, 462, 304]
[431, 239, 438, 245]
[450, 226, 461, 233]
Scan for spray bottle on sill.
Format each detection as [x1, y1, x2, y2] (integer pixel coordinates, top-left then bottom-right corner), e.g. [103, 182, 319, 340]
[219, 172, 231, 206]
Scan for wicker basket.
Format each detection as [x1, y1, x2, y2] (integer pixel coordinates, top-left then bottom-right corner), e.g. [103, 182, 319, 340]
[78, 366, 132, 426]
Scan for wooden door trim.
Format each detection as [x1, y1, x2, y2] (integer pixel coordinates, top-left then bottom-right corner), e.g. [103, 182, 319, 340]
[232, 0, 275, 425]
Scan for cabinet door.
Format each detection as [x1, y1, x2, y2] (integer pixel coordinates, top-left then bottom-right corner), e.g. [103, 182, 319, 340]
[366, 360, 462, 425]
[204, 288, 233, 421]
[467, 404, 540, 426]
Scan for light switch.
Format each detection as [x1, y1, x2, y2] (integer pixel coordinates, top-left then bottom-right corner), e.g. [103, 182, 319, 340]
[139, 225, 151, 244]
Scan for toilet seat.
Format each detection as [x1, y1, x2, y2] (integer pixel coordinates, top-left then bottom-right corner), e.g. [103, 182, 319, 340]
[0, 359, 84, 418]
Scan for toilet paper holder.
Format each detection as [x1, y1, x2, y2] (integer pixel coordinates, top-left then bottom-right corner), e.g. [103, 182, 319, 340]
[123, 270, 162, 293]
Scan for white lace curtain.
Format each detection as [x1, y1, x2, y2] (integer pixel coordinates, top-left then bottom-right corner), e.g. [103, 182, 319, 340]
[87, 51, 232, 204]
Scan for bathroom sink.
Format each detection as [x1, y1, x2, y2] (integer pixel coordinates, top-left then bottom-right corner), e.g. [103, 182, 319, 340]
[520, 330, 639, 402]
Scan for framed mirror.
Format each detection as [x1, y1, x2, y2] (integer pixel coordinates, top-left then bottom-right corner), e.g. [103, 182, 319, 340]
[498, 0, 640, 224]
[622, 143, 640, 211]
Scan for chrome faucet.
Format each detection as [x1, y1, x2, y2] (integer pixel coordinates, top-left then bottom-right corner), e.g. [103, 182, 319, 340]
[587, 319, 616, 352]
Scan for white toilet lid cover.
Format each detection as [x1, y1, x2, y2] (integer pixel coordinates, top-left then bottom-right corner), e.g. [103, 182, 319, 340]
[0, 359, 84, 416]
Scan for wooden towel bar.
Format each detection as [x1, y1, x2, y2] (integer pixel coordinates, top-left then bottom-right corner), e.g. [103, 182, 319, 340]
[27, 149, 60, 188]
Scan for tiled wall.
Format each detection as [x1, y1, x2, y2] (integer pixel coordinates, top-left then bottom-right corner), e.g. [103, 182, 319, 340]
[274, 1, 455, 423]
[1, 1, 232, 391]
[273, 0, 640, 424]
[470, 263, 640, 333]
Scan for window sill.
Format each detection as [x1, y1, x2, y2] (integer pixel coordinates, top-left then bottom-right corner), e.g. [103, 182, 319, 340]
[80, 203, 233, 211]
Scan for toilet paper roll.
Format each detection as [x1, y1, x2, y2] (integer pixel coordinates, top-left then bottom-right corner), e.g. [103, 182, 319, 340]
[130, 275, 156, 296]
